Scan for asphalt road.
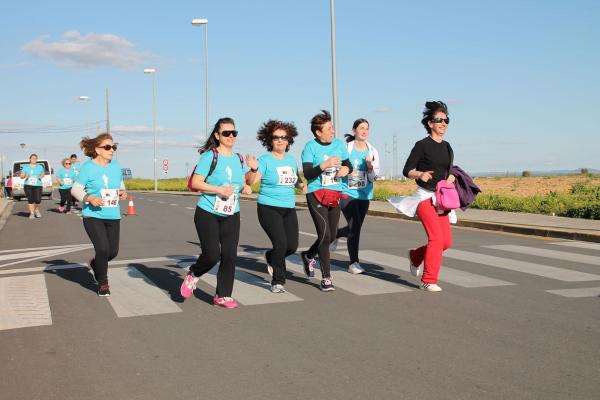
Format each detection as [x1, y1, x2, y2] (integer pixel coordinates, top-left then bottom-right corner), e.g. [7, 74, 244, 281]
[1, 192, 599, 400]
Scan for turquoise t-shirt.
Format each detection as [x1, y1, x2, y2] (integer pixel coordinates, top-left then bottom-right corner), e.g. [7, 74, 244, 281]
[57, 168, 76, 189]
[76, 159, 123, 220]
[257, 152, 299, 209]
[21, 164, 45, 187]
[195, 150, 245, 216]
[342, 147, 374, 200]
[71, 162, 81, 176]
[301, 138, 350, 193]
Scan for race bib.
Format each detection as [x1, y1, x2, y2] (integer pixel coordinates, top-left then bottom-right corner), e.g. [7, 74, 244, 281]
[101, 189, 119, 208]
[348, 171, 367, 189]
[321, 169, 338, 187]
[276, 167, 297, 186]
[28, 177, 38, 185]
[63, 178, 72, 186]
[214, 192, 238, 215]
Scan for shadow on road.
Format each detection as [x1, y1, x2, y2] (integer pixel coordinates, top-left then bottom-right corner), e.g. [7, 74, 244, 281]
[42, 259, 97, 293]
[132, 263, 189, 303]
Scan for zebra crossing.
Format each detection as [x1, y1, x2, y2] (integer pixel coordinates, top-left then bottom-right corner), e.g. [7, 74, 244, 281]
[1, 240, 599, 331]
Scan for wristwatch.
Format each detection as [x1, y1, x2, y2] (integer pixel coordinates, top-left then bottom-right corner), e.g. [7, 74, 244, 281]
[250, 167, 258, 173]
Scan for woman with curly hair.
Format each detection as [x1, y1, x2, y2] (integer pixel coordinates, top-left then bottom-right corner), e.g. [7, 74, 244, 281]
[245, 120, 306, 293]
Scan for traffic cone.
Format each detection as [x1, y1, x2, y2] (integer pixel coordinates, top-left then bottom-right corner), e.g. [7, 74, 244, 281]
[125, 197, 137, 216]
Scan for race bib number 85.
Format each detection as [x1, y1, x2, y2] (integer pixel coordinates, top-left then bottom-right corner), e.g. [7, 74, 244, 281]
[214, 193, 238, 215]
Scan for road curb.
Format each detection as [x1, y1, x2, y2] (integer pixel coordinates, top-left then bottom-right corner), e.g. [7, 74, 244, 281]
[134, 190, 600, 243]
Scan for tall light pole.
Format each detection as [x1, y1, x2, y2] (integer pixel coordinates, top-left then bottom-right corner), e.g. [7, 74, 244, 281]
[192, 18, 209, 139]
[330, 0, 339, 137]
[78, 95, 90, 135]
[144, 68, 158, 191]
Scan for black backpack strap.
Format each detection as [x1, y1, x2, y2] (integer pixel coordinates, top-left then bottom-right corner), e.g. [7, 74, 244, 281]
[236, 153, 244, 168]
[206, 148, 219, 178]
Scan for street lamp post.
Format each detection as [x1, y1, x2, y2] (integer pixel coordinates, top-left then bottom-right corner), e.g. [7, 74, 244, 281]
[78, 96, 90, 134]
[330, 0, 339, 137]
[191, 18, 209, 139]
[144, 68, 158, 192]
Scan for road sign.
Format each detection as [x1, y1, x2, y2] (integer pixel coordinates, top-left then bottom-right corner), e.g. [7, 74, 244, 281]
[162, 159, 168, 166]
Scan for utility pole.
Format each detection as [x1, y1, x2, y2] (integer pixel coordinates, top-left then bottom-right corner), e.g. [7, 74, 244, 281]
[392, 130, 398, 180]
[105, 88, 111, 134]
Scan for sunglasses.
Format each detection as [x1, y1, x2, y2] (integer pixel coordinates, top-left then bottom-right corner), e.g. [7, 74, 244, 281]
[64, 163, 71, 165]
[272, 135, 289, 142]
[220, 130, 238, 138]
[98, 144, 118, 151]
[431, 117, 450, 124]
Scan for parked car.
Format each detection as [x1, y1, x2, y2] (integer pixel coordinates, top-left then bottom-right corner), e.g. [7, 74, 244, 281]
[11, 159, 54, 201]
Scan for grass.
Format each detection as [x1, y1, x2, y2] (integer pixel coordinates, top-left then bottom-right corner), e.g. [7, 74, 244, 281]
[124, 175, 600, 219]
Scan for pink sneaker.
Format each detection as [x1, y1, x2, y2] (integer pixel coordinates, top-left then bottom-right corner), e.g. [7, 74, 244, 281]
[180, 271, 200, 299]
[58, 206, 65, 213]
[214, 296, 239, 309]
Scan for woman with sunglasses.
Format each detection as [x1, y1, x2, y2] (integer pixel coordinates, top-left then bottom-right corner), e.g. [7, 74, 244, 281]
[71, 133, 126, 296]
[332, 118, 381, 274]
[56, 157, 76, 214]
[401, 101, 455, 292]
[19, 153, 45, 219]
[300, 110, 352, 291]
[181, 117, 252, 309]
[245, 120, 306, 293]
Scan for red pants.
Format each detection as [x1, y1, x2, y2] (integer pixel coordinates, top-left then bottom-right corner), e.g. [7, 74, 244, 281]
[412, 198, 453, 284]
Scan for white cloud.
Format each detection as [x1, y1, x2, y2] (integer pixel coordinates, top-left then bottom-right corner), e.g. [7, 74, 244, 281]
[22, 31, 148, 70]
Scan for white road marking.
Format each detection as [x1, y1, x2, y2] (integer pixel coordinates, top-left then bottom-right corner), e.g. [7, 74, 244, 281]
[0, 275, 52, 331]
[199, 267, 303, 305]
[106, 267, 182, 317]
[546, 287, 600, 298]
[551, 241, 600, 251]
[0, 244, 91, 255]
[298, 231, 347, 243]
[185, 207, 195, 210]
[484, 245, 600, 266]
[170, 204, 178, 206]
[285, 254, 412, 295]
[354, 250, 514, 288]
[0, 246, 94, 269]
[444, 249, 600, 282]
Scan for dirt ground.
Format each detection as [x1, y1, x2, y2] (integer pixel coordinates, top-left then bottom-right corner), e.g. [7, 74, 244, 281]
[376, 175, 599, 197]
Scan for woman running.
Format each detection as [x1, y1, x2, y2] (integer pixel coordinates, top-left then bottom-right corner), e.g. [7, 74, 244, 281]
[56, 157, 76, 214]
[245, 120, 306, 293]
[20, 153, 45, 219]
[401, 101, 456, 292]
[71, 133, 126, 296]
[334, 118, 381, 274]
[300, 110, 352, 291]
[181, 117, 252, 308]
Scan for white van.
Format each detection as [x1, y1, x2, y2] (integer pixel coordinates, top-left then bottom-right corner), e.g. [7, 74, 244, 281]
[11, 159, 54, 201]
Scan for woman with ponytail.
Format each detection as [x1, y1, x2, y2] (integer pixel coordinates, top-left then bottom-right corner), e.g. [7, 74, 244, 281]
[333, 118, 381, 274]
[180, 117, 252, 308]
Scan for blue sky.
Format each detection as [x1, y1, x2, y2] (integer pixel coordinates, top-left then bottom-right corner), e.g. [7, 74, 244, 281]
[1, 0, 598, 178]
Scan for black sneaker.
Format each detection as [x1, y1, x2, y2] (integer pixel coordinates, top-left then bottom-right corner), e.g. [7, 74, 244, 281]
[88, 258, 98, 282]
[320, 278, 335, 292]
[300, 251, 316, 278]
[97, 281, 111, 297]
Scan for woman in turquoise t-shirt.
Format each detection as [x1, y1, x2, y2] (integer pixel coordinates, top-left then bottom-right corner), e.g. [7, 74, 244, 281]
[180, 117, 252, 309]
[334, 118, 381, 274]
[245, 120, 306, 294]
[19, 153, 46, 219]
[300, 110, 352, 292]
[70, 133, 127, 297]
[56, 157, 76, 213]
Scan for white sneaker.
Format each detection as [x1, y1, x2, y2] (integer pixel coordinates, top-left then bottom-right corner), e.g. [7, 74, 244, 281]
[347, 262, 364, 274]
[34, 210, 42, 218]
[330, 239, 339, 252]
[408, 249, 422, 277]
[29, 213, 35, 219]
[420, 283, 443, 292]
[270, 284, 285, 293]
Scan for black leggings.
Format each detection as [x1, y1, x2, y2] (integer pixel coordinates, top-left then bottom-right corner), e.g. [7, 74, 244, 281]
[24, 185, 42, 204]
[83, 217, 120, 284]
[306, 193, 341, 278]
[257, 203, 299, 285]
[190, 207, 240, 298]
[337, 198, 370, 263]
[59, 188, 73, 212]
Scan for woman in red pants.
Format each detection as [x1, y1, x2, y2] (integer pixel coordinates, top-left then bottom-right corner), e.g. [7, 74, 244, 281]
[401, 101, 456, 292]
